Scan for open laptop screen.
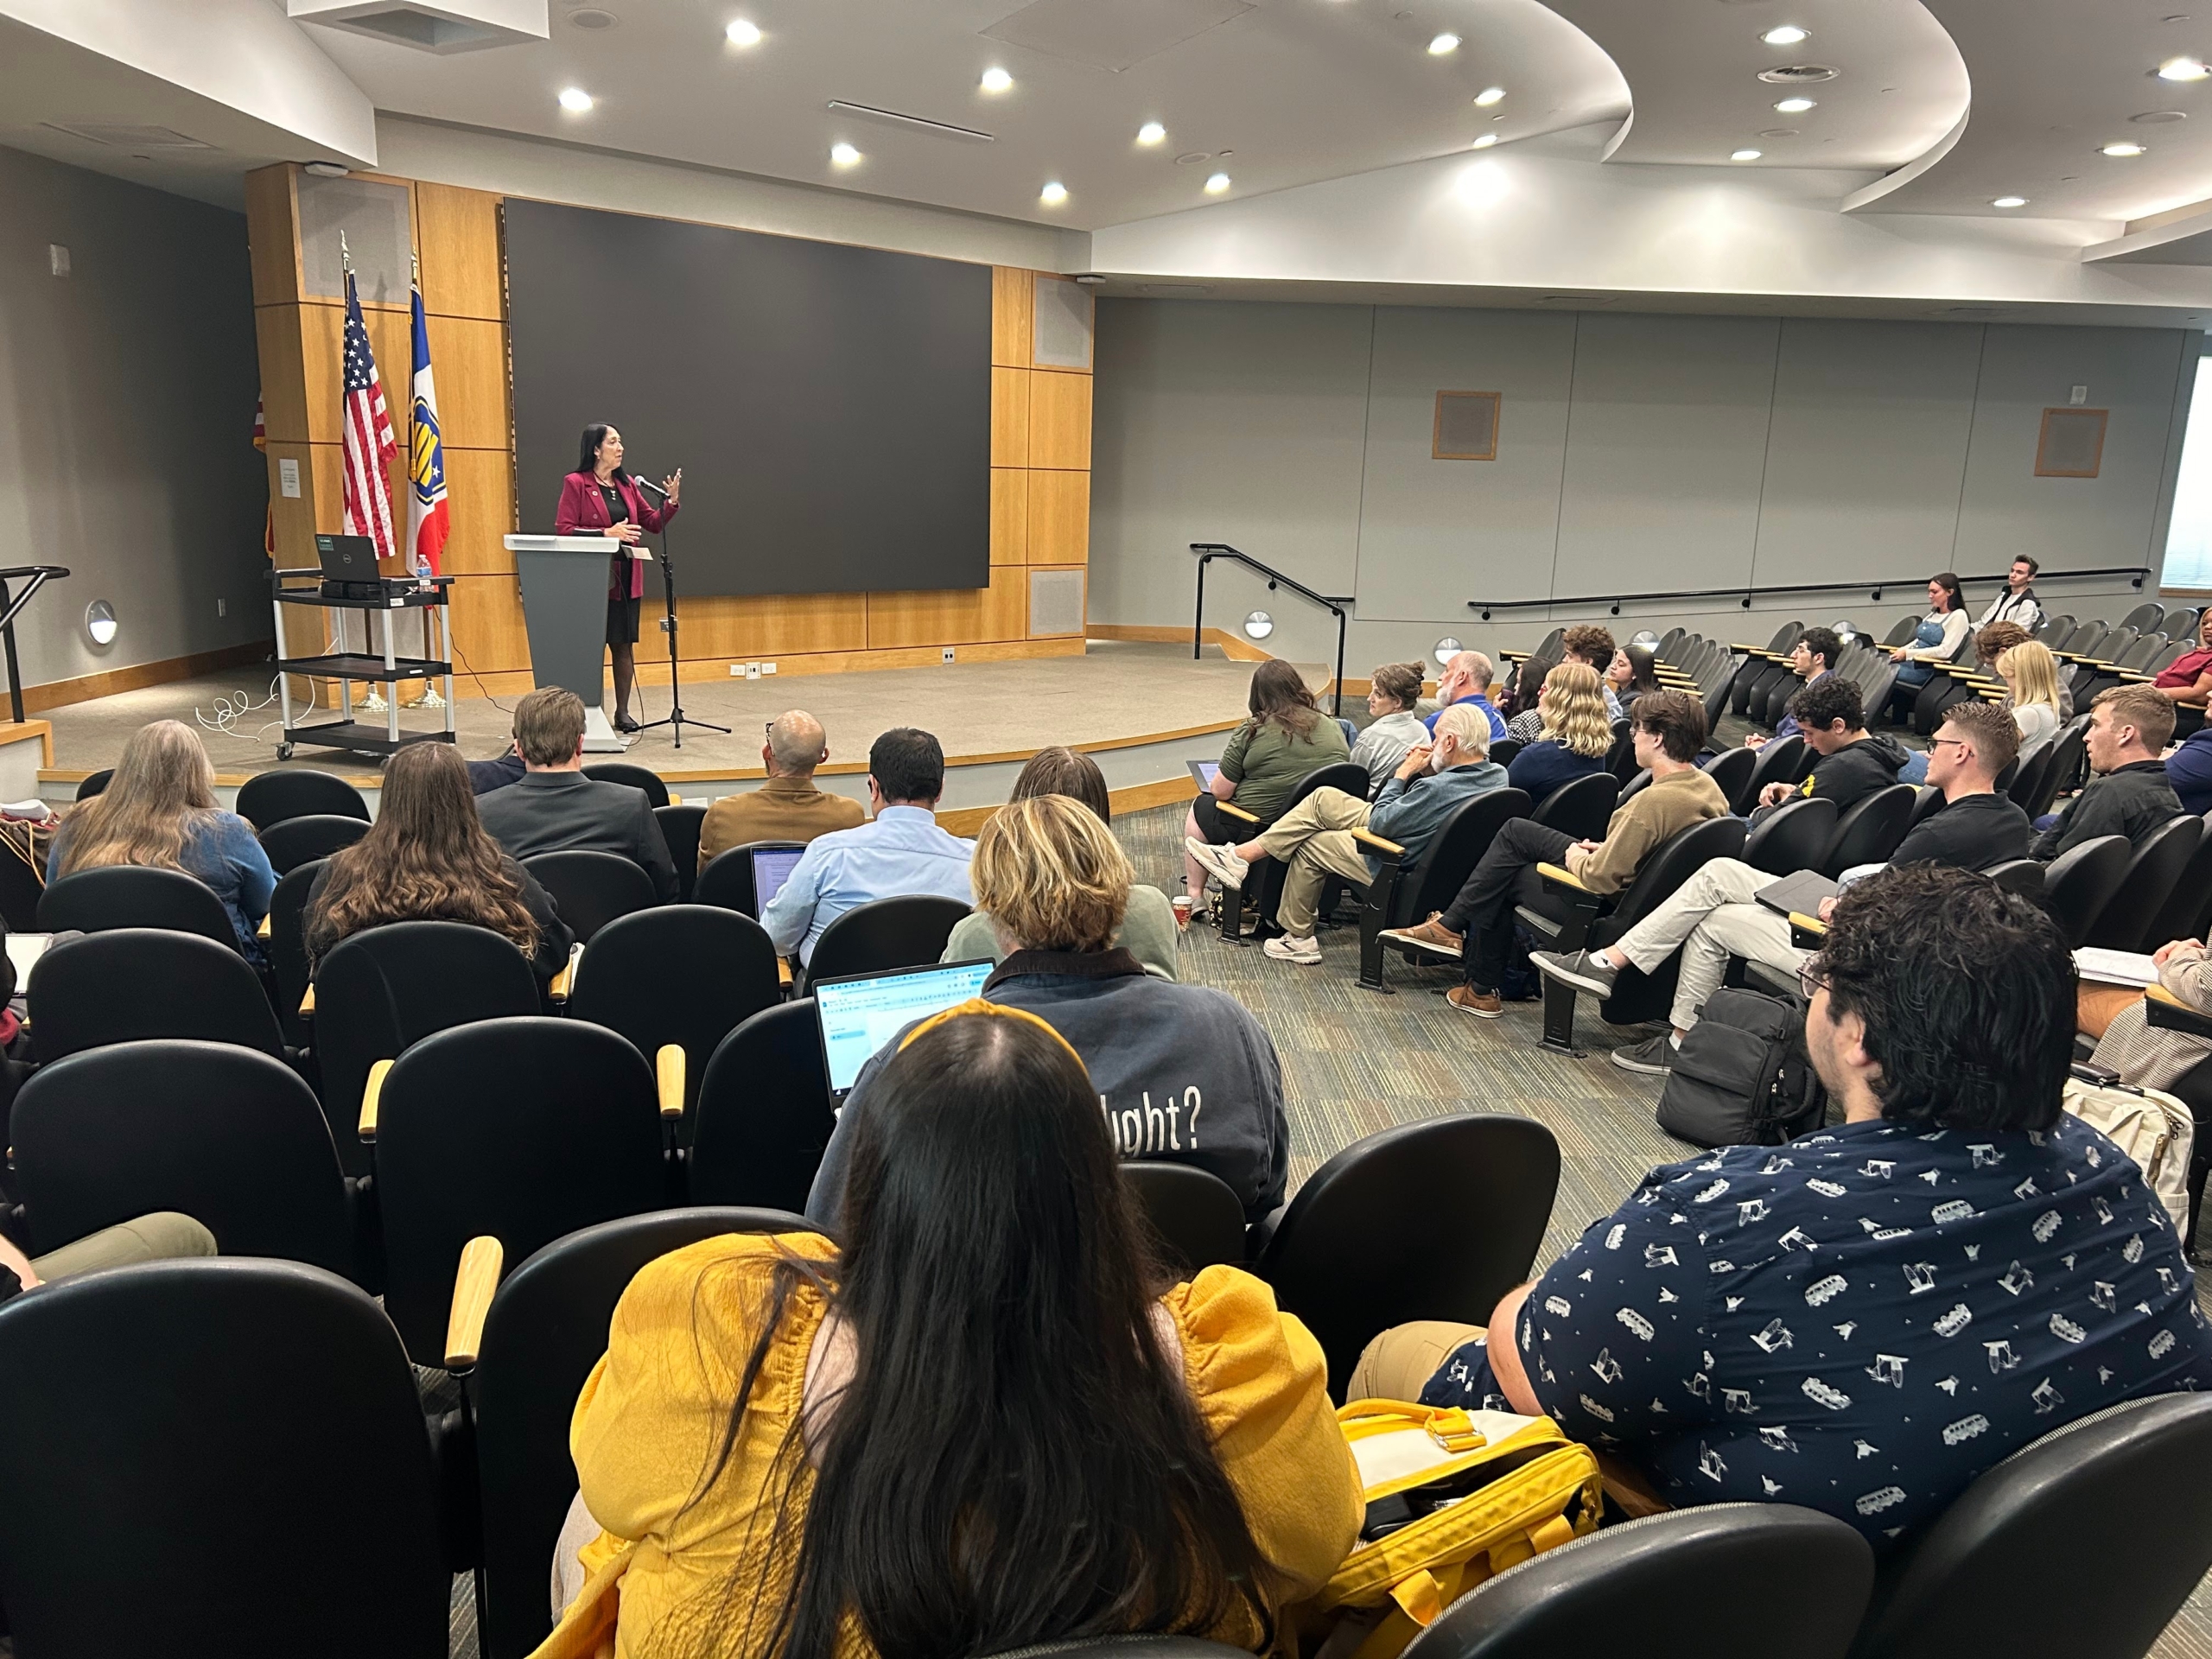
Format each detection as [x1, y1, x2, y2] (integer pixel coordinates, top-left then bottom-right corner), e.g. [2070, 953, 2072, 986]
[813, 959, 995, 1096]
[751, 846, 804, 912]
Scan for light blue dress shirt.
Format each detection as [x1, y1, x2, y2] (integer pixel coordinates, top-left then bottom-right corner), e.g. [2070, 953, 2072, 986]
[759, 804, 976, 965]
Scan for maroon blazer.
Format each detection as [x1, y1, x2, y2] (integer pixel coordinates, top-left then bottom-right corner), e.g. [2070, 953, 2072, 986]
[554, 470, 679, 600]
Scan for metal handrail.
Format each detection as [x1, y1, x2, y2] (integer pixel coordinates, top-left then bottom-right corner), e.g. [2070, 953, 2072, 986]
[1466, 564, 2152, 621]
[0, 566, 68, 725]
[1191, 543, 1351, 715]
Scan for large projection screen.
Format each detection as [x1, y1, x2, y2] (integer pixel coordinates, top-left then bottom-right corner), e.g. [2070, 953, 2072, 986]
[504, 199, 992, 600]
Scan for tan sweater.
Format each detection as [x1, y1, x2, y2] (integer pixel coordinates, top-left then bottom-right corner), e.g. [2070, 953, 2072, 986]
[1565, 766, 1731, 894]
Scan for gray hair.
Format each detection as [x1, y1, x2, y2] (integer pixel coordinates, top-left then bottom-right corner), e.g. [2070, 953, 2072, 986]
[767, 709, 828, 775]
[1432, 702, 1492, 760]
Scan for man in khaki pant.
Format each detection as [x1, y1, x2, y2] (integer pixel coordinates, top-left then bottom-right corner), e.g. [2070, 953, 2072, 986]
[1185, 702, 1508, 965]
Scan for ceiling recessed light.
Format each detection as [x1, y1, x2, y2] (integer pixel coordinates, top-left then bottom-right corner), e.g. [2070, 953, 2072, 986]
[1761, 23, 1810, 45]
[724, 18, 760, 45]
[1039, 180, 1067, 204]
[1473, 86, 1505, 106]
[980, 66, 1013, 92]
[2159, 54, 2211, 79]
[1774, 96, 1816, 113]
[1731, 148, 1762, 161]
[1204, 171, 1231, 194]
[557, 86, 593, 111]
[1992, 195, 2029, 207]
[2102, 141, 2150, 156]
[830, 142, 861, 166]
[1428, 32, 1459, 53]
[1137, 121, 1166, 145]
[1471, 133, 1498, 148]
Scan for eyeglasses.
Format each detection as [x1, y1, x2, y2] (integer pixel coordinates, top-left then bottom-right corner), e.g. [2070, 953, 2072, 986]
[1929, 735, 1967, 752]
[1797, 956, 1829, 1002]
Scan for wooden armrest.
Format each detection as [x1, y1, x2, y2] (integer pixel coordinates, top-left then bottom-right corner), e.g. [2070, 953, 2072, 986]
[1789, 911, 1828, 937]
[359, 1058, 393, 1142]
[1352, 828, 1406, 859]
[668, 791, 683, 805]
[779, 957, 793, 988]
[256, 914, 271, 941]
[2147, 982, 2186, 1010]
[2115, 671, 2153, 684]
[300, 984, 315, 1018]
[443, 1235, 504, 1371]
[656, 1044, 684, 1119]
[1217, 801, 1261, 826]
[1537, 861, 1591, 893]
[548, 940, 584, 1004]
[2144, 981, 2212, 1039]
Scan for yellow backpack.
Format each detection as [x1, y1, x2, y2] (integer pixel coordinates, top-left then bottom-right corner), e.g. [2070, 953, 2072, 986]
[1299, 1400, 1602, 1659]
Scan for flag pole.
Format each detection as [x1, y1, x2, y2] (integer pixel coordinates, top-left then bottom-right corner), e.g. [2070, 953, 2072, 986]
[342, 231, 392, 715]
[406, 247, 446, 709]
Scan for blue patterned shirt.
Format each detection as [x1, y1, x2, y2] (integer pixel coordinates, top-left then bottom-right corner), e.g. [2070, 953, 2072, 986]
[1422, 1115, 2212, 1548]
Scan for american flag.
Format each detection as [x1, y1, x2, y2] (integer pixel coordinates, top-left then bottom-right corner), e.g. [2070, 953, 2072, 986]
[340, 270, 398, 562]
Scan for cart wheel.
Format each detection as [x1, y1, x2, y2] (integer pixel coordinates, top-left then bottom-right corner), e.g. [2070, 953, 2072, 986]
[276, 743, 294, 761]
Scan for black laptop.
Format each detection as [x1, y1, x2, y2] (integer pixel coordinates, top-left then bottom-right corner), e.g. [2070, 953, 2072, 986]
[315, 533, 383, 599]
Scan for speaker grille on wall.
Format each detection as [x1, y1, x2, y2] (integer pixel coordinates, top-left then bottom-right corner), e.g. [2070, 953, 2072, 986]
[298, 174, 414, 303]
[2036, 408, 2107, 478]
[1029, 569, 1085, 638]
[1433, 391, 1501, 461]
[1033, 277, 1094, 369]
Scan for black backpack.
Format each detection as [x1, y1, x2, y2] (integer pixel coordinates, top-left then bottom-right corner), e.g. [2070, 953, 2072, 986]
[1655, 987, 1827, 1148]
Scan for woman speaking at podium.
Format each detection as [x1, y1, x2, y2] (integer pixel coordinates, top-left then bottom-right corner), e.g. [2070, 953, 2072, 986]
[555, 423, 680, 734]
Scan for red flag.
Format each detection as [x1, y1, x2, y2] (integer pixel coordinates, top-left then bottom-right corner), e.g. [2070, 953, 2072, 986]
[254, 397, 275, 556]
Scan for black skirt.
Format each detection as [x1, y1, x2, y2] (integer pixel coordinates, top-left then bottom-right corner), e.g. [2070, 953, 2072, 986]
[607, 594, 642, 647]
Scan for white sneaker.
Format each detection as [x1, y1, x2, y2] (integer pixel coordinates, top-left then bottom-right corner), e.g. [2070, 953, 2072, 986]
[1184, 837, 1249, 889]
[1264, 932, 1323, 965]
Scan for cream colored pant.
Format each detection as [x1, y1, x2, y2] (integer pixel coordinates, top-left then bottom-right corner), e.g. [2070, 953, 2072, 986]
[1605, 856, 1807, 1033]
[1347, 1319, 1486, 1402]
[1255, 786, 1378, 938]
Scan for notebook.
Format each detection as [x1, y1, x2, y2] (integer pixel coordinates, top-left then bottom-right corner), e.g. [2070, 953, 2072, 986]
[812, 959, 995, 1096]
[2074, 948, 2159, 989]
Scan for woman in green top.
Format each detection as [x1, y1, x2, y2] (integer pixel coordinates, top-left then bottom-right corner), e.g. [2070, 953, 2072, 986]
[1183, 659, 1351, 917]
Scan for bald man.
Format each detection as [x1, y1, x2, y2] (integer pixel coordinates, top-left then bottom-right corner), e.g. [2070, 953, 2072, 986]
[696, 709, 868, 873]
[1424, 652, 1506, 743]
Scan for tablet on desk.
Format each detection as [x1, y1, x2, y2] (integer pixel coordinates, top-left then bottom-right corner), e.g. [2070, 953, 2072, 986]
[751, 846, 804, 912]
[813, 959, 995, 1098]
[1187, 760, 1221, 790]
[1754, 870, 1839, 920]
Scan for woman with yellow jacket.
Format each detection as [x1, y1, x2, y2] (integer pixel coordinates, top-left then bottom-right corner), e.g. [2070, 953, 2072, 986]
[531, 1001, 1362, 1659]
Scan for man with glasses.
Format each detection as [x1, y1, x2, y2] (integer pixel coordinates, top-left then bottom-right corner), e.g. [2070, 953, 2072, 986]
[1353, 863, 2212, 1548]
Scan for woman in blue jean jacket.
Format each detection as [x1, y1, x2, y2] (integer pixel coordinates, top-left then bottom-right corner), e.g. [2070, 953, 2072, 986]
[48, 720, 275, 964]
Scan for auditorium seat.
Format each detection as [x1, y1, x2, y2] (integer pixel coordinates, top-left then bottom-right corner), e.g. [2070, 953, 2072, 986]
[805, 893, 972, 986]
[2142, 812, 2212, 948]
[73, 766, 114, 802]
[1700, 745, 1756, 810]
[1600, 718, 1638, 780]
[1402, 1504, 1872, 1659]
[37, 865, 233, 949]
[265, 858, 325, 1051]
[1357, 788, 1531, 990]
[453, 1205, 813, 1659]
[524, 848, 658, 944]
[1216, 760, 1371, 943]
[26, 928, 285, 1063]
[234, 767, 371, 831]
[0, 830, 40, 931]
[0, 1260, 452, 1657]
[1254, 1113, 1559, 1395]
[653, 802, 706, 901]
[2038, 836, 2133, 949]
[257, 811, 369, 875]
[1819, 785, 1916, 879]
[2082, 816, 2202, 952]
[1742, 797, 1837, 877]
[2022, 717, 2090, 821]
[564, 906, 783, 1135]
[1739, 734, 1810, 811]
[1122, 1161, 1248, 1276]
[582, 760, 671, 808]
[1530, 772, 1617, 842]
[1980, 859, 2044, 900]
[696, 840, 801, 918]
[688, 1001, 837, 1212]
[10, 1039, 360, 1281]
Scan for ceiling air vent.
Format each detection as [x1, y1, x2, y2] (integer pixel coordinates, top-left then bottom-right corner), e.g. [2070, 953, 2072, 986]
[41, 124, 210, 149]
[287, 1, 549, 54]
[1758, 64, 1840, 84]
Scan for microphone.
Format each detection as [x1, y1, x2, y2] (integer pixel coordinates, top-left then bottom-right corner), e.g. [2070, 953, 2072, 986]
[632, 474, 671, 499]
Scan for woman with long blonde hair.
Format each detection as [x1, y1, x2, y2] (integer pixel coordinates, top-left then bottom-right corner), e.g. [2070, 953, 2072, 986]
[1505, 660, 1613, 799]
[1996, 640, 2063, 756]
[49, 720, 275, 960]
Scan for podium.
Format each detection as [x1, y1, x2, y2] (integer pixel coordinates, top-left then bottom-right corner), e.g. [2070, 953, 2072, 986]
[504, 535, 636, 753]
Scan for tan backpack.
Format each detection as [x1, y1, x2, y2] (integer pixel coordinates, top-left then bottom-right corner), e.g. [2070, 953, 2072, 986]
[2063, 1076, 2194, 1235]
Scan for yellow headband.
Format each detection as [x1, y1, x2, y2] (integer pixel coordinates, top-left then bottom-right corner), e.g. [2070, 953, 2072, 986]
[897, 997, 1086, 1071]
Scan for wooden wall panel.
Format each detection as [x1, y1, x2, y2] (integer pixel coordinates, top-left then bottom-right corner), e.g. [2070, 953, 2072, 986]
[867, 566, 1027, 650]
[245, 165, 302, 306]
[416, 182, 505, 321]
[423, 315, 511, 451]
[254, 308, 310, 445]
[1027, 468, 1089, 565]
[991, 267, 1033, 369]
[990, 468, 1029, 565]
[991, 367, 1031, 468]
[679, 593, 869, 659]
[296, 303, 412, 445]
[1030, 369, 1092, 470]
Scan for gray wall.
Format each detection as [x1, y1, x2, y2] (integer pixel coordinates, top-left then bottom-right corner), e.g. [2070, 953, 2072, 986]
[0, 143, 269, 694]
[1090, 299, 2196, 675]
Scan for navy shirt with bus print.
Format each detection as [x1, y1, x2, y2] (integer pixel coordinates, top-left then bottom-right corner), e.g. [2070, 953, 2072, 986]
[1421, 1115, 2212, 1548]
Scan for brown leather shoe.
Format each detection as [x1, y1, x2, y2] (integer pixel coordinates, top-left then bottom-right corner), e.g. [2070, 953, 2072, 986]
[1446, 984, 1503, 1018]
[1378, 912, 1465, 957]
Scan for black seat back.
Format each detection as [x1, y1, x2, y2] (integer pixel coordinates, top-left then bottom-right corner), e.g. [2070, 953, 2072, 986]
[697, 840, 804, 918]
[1742, 796, 1838, 876]
[73, 766, 113, 801]
[1904, 785, 1945, 831]
[236, 767, 371, 830]
[1531, 772, 1618, 841]
[2083, 815, 2203, 951]
[1122, 1162, 1247, 1277]
[1406, 1503, 1872, 1659]
[269, 858, 326, 1048]
[2119, 601, 2167, 635]
[2038, 835, 2132, 948]
[1601, 718, 1637, 779]
[2024, 717, 2090, 820]
[2143, 811, 2212, 948]
[581, 761, 670, 808]
[313, 921, 543, 1176]
[257, 812, 369, 875]
[807, 893, 973, 983]
[1245, 761, 1378, 929]
[1981, 859, 2044, 899]
[2006, 741, 2055, 811]
[1821, 785, 1917, 878]
[1255, 1115, 1560, 1395]
[0, 828, 40, 931]
[1609, 816, 1750, 931]
[654, 803, 706, 901]
[1741, 735, 1808, 812]
[38, 865, 235, 949]
[567, 906, 784, 1130]
[0, 1260, 448, 1658]
[27, 928, 283, 1062]
[375, 1017, 667, 1362]
[11, 1039, 354, 1276]
[1396, 789, 1532, 927]
[689, 1001, 838, 1212]
[1850, 1393, 2212, 1659]
[522, 849, 658, 944]
[474, 1206, 816, 1659]
[1700, 746, 1756, 809]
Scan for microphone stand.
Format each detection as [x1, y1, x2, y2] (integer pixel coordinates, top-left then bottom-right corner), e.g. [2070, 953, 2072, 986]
[628, 475, 727, 749]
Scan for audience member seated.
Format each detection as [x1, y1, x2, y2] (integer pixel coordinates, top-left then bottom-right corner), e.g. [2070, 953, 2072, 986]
[2153, 610, 2212, 734]
[466, 740, 526, 796]
[1974, 621, 2075, 721]
[1185, 704, 1506, 967]
[1361, 865, 2212, 1548]
[49, 720, 276, 963]
[1535, 701, 2028, 1073]
[1182, 661, 1351, 918]
[1502, 656, 1558, 744]
[476, 688, 679, 901]
[1351, 661, 1434, 788]
[1995, 640, 2065, 756]
[1607, 644, 1663, 713]
[0, 1215, 215, 1301]
[944, 747, 1178, 980]
[1560, 624, 1622, 719]
[761, 727, 974, 968]
[2031, 685, 2183, 860]
[1379, 690, 1728, 1019]
[305, 741, 572, 982]
[1423, 651, 1507, 742]
[1742, 627, 1840, 751]
[1885, 573, 1972, 722]
[696, 709, 866, 871]
[544, 1005, 1354, 1659]
[1504, 661, 1612, 798]
[1973, 555, 2044, 631]
[2169, 721, 2212, 817]
[820, 798, 1291, 1223]
[1751, 677, 1905, 818]
[2079, 938, 2212, 1093]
